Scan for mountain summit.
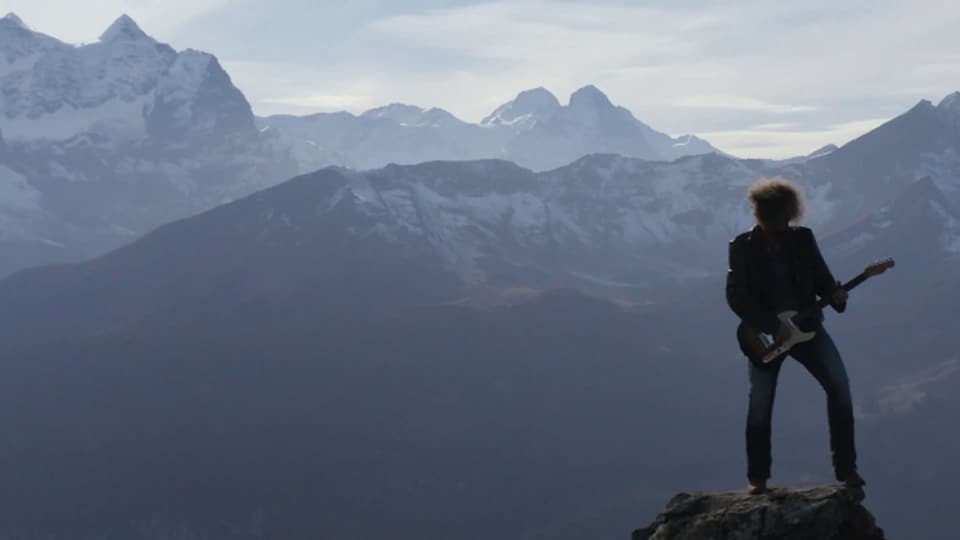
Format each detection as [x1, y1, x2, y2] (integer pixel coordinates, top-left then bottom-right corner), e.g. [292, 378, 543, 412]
[99, 14, 150, 42]
[0, 12, 66, 61]
[484, 84, 721, 167]
[938, 91, 960, 113]
[481, 86, 561, 127]
[569, 84, 615, 109]
[361, 103, 462, 127]
[260, 83, 723, 171]
[0, 13, 296, 277]
[1, 12, 27, 29]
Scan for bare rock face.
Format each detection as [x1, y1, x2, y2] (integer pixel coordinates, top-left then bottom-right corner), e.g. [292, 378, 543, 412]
[632, 485, 885, 540]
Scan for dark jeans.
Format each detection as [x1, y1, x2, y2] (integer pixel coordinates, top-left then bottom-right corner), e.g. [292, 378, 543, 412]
[746, 323, 857, 480]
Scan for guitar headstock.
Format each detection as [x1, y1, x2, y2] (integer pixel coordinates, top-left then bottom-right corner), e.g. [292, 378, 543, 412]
[864, 257, 895, 276]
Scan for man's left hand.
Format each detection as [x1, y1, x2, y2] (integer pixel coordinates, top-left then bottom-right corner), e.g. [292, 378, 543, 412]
[832, 281, 848, 305]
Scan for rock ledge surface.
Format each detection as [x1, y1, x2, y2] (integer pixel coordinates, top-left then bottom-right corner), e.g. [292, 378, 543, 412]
[632, 484, 885, 540]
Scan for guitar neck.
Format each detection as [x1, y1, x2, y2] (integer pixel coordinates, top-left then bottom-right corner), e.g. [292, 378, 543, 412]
[798, 272, 870, 320]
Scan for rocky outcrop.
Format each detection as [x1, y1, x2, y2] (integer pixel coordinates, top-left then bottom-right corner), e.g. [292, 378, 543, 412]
[632, 485, 885, 540]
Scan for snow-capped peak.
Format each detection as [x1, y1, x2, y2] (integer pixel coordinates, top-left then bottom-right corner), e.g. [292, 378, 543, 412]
[481, 87, 560, 127]
[362, 103, 426, 121]
[360, 103, 462, 127]
[514, 86, 560, 107]
[360, 103, 461, 127]
[360, 103, 444, 126]
[0, 12, 68, 70]
[100, 14, 150, 42]
[1, 12, 28, 30]
[671, 134, 709, 149]
[808, 144, 838, 159]
[938, 91, 960, 113]
[569, 85, 614, 109]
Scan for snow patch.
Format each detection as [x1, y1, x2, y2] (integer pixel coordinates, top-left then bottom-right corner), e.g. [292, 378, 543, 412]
[1, 94, 151, 140]
[928, 200, 960, 254]
[0, 165, 43, 243]
[801, 181, 837, 227]
[482, 87, 560, 128]
[671, 134, 699, 148]
[151, 50, 213, 123]
[0, 51, 42, 77]
[2, 18, 176, 141]
[0, 165, 41, 211]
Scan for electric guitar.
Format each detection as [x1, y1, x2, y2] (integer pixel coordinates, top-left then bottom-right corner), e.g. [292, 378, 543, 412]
[737, 258, 895, 366]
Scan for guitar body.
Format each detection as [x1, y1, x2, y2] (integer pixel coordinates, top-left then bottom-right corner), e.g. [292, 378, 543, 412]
[737, 311, 817, 366]
[734, 257, 894, 367]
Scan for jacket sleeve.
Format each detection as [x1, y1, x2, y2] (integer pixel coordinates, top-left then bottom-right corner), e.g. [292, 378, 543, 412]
[726, 239, 780, 334]
[806, 228, 847, 313]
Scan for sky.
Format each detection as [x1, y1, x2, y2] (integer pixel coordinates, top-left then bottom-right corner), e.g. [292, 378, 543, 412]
[3, 0, 959, 158]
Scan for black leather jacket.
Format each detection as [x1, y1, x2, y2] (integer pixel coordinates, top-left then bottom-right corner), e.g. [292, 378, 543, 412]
[726, 225, 846, 334]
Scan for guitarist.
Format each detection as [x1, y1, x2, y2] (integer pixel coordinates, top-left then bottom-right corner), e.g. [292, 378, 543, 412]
[726, 177, 865, 494]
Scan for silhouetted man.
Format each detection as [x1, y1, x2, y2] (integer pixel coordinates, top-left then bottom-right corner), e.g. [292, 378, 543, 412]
[725, 177, 865, 495]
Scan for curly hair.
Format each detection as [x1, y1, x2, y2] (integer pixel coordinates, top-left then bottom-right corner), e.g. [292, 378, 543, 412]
[747, 177, 805, 225]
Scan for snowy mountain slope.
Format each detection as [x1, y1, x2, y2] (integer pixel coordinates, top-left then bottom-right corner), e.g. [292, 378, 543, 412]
[1, 15, 177, 141]
[3, 12, 960, 291]
[773, 143, 839, 165]
[481, 86, 561, 129]
[247, 89, 960, 298]
[256, 85, 722, 172]
[806, 96, 960, 220]
[17, 153, 812, 301]
[1, 14, 262, 148]
[0, 163, 43, 241]
[0, 14, 298, 276]
[257, 107, 503, 171]
[505, 85, 718, 169]
[0, 13, 67, 76]
[6, 13, 734, 278]
[298, 151, 850, 294]
[825, 176, 960, 262]
[361, 102, 465, 128]
[818, 176, 960, 326]
[4, 121, 956, 339]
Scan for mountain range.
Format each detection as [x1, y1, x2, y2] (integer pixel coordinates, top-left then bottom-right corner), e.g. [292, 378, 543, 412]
[0, 13, 301, 276]
[2, 10, 960, 540]
[0, 182, 958, 540]
[1, 76, 960, 540]
[4, 82, 960, 346]
[0, 13, 717, 278]
[257, 84, 719, 172]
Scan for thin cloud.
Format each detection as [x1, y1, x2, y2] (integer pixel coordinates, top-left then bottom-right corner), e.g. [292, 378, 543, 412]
[700, 118, 889, 159]
[343, 0, 957, 153]
[262, 94, 374, 110]
[366, 2, 708, 64]
[673, 96, 817, 113]
[750, 122, 801, 131]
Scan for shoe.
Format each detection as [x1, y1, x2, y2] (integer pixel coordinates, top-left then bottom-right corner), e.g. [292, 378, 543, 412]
[747, 477, 769, 495]
[837, 470, 866, 488]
